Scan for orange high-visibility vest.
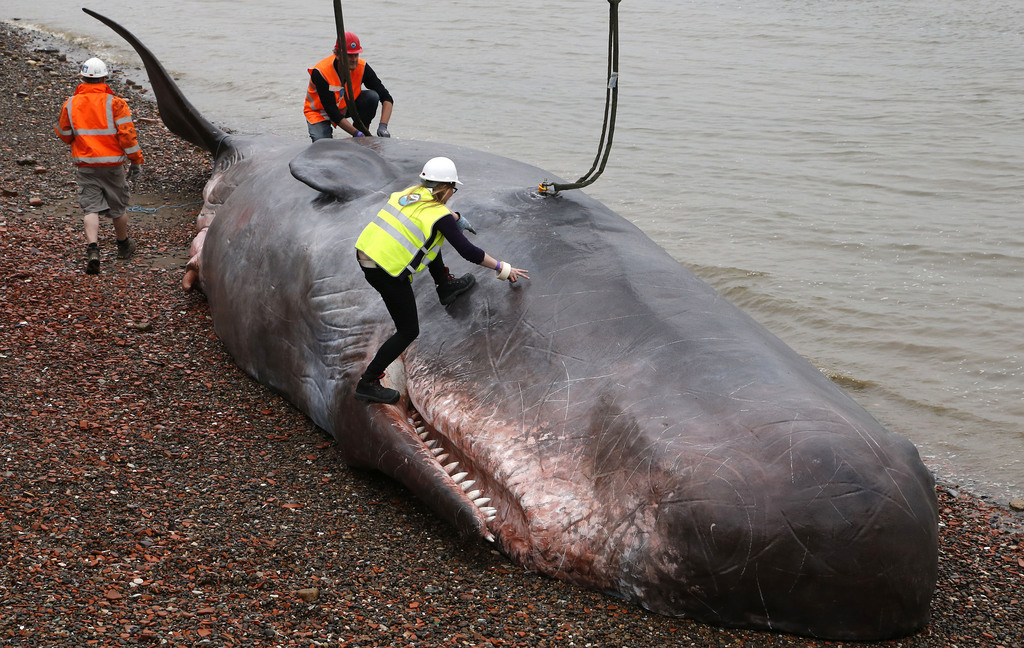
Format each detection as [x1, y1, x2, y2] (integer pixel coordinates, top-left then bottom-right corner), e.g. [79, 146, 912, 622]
[303, 55, 365, 124]
[55, 83, 143, 167]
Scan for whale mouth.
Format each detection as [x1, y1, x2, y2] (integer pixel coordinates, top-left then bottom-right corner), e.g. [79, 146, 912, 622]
[406, 408, 499, 523]
[381, 365, 508, 543]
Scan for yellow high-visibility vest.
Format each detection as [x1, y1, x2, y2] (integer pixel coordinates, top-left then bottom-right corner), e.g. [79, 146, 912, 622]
[355, 185, 450, 278]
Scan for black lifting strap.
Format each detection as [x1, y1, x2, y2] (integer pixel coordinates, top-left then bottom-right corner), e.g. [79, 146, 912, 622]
[334, 0, 371, 136]
[539, 0, 621, 196]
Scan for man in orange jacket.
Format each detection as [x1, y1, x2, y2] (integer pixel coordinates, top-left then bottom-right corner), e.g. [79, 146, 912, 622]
[56, 57, 144, 275]
[303, 31, 394, 142]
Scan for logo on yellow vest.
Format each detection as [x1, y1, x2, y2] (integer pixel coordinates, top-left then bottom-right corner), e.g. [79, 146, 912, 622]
[398, 193, 421, 207]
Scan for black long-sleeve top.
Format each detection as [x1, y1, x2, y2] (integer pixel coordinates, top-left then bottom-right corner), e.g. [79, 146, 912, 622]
[311, 61, 394, 126]
[432, 213, 485, 265]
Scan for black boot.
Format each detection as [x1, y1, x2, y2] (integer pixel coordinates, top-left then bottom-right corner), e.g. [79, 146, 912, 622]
[85, 245, 100, 275]
[436, 271, 476, 305]
[354, 374, 400, 404]
[116, 237, 137, 260]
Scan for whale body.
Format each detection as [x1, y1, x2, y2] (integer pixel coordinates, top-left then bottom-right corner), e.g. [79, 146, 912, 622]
[88, 8, 939, 640]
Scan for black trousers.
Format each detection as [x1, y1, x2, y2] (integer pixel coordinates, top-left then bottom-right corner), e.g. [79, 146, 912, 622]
[346, 89, 380, 131]
[360, 254, 448, 380]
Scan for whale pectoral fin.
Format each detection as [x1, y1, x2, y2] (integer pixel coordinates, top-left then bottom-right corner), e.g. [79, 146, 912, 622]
[289, 139, 402, 201]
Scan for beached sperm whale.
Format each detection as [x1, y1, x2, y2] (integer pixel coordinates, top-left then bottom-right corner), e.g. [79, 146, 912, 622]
[87, 8, 940, 640]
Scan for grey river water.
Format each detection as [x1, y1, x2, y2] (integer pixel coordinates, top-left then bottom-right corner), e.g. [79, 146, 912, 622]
[4, 0, 1022, 502]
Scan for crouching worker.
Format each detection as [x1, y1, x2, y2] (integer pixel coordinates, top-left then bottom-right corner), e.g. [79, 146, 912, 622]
[353, 156, 529, 404]
[304, 31, 394, 141]
[56, 57, 143, 275]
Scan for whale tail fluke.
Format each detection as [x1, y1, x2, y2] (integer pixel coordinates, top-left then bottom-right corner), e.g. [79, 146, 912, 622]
[83, 8, 227, 155]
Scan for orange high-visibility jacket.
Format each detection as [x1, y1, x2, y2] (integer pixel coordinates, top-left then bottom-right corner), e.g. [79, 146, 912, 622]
[303, 54, 365, 124]
[55, 83, 143, 167]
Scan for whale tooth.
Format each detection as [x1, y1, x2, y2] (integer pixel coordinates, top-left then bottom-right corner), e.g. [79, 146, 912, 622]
[459, 479, 475, 490]
[474, 497, 491, 507]
[481, 507, 497, 516]
[443, 462, 459, 474]
[466, 490, 482, 500]
[430, 446, 444, 455]
[419, 431, 430, 441]
[452, 472, 468, 484]
[484, 532, 495, 542]
[425, 439, 438, 449]
[435, 453, 449, 463]
[486, 515, 496, 523]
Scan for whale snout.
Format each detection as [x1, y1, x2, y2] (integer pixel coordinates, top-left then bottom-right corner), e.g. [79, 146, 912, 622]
[618, 418, 939, 639]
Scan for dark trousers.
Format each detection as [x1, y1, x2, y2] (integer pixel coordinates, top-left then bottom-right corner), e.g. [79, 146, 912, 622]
[346, 90, 380, 131]
[361, 254, 448, 380]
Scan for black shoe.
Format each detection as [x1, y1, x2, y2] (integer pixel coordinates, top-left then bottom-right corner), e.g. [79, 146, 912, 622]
[436, 272, 476, 305]
[354, 376, 400, 404]
[86, 246, 100, 275]
[116, 237, 137, 260]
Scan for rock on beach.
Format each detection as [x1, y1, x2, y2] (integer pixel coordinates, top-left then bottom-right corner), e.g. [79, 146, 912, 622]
[1, 20, 1022, 648]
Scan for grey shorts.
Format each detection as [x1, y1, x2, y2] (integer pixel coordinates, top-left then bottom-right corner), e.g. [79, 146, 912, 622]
[77, 165, 130, 218]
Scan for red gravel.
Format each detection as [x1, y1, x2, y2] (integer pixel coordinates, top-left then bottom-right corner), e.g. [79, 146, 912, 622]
[2, 22, 1022, 648]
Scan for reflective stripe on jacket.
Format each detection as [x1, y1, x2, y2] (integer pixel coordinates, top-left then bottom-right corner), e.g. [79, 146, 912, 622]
[55, 83, 143, 167]
[354, 186, 450, 278]
[304, 55, 365, 124]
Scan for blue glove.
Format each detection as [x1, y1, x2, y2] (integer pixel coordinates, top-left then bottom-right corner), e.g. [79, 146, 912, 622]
[353, 131, 364, 138]
[455, 212, 477, 235]
[376, 122, 391, 138]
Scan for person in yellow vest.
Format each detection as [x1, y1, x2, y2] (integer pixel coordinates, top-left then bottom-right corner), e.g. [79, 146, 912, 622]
[303, 31, 394, 142]
[56, 57, 143, 275]
[353, 157, 529, 403]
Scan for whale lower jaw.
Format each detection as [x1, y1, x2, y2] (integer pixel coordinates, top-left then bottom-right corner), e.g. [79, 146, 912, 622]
[354, 363, 509, 545]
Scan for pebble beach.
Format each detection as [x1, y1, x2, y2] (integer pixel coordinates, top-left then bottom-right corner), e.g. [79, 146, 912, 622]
[2, 21, 1022, 648]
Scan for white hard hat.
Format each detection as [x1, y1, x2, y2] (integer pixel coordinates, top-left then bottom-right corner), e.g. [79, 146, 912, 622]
[419, 156, 462, 185]
[80, 57, 109, 78]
